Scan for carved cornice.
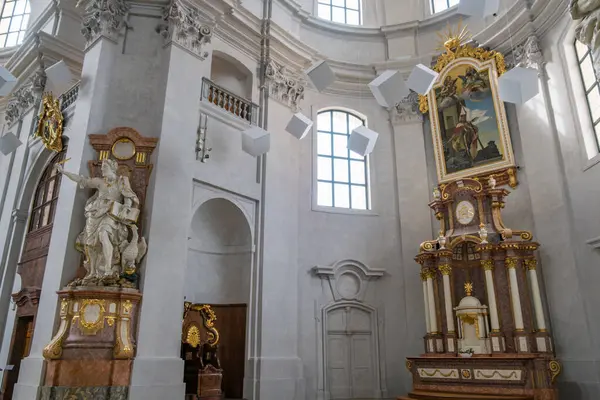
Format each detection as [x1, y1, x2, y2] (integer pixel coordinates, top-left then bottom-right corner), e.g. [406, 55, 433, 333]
[157, 0, 213, 60]
[5, 85, 35, 126]
[506, 35, 545, 70]
[264, 59, 305, 111]
[391, 91, 422, 125]
[81, 0, 130, 46]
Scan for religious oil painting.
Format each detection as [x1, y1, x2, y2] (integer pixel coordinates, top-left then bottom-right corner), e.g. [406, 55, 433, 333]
[428, 58, 515, 183]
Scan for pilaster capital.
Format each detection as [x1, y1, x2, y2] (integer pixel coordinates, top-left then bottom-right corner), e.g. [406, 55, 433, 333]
[264, 59, 306, 111]
[420, 270, 428, 281]
[507, 35, 545, 70]
[481, 259, 494, 271]
[391, 91, 422, 126]
[438, 264, 452, 276]
[157, 0, 213, 60]
[5, 85, 35, 126]
[505, 257, 519, 269]
[81, 0, 130, 46]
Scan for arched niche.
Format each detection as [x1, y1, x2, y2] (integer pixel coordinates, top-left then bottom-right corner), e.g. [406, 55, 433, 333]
[185, 197, 252, 305]
[210, 50, 253, 100]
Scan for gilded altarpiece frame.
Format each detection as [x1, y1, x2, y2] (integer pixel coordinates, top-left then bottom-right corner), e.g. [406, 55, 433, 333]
[422, 36, 517, 187]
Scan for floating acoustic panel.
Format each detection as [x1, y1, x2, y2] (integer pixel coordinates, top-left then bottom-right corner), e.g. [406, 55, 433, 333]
[457, 0, 500, 18]
[242, 126, 271, 157]
[407, 64, 439, 95]
[45, 60, 73, 95]
[348, 126, 379, 157]
[285, 112, 313, 140]
[498, 67, 539, 105]
[305, 61, 335, 92]
[0, 66, 17, 96]
[368, 70, 409, 108]
[0, 132, 22, 155]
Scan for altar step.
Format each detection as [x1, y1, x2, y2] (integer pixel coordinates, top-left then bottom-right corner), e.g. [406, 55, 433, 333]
[398, 390, 533, 400]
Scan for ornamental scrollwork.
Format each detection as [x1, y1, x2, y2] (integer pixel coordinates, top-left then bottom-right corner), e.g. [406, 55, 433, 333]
[5, 85, 35, 126]
[80, 0, 130, 45]
[156, 0, 213, 60]
[391, 91, 422, 125]
[506, 35, 544, 70]
[264, 59, 306, 111]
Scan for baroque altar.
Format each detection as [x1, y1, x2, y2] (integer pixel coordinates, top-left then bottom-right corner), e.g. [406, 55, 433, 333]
[400, 178, 560, 400]
[40, 128, 157, 400]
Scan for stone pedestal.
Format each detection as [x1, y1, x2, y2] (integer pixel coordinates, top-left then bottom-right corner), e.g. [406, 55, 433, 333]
[198, 365, 223, 400]
[40, 287, 141, 399]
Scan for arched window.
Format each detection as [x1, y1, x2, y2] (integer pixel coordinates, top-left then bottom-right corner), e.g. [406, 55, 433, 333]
[316, 109, 370, 210]
[28, 151, 65, 233]
[0, 0, 31, 48]
[317, 0, 362, 25]
[431, 0, 459, 14]
[574, 40, 600, 152]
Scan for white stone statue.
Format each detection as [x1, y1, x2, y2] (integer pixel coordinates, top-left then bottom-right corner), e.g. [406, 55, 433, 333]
[438, 230, 447, 249]
[488, 175, 496, 190]
[479, 224, 489, 244]
[433, 186, 441, 200]
[56, 159, 147, 286]
[571, 0, 600, 76]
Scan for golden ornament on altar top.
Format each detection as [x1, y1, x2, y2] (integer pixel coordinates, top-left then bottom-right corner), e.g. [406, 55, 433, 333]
[464, 281, 473, 296]
[35, 92, 64, 152]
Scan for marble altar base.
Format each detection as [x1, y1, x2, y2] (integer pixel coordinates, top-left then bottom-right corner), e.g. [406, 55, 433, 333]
[402, 354, 559, 400]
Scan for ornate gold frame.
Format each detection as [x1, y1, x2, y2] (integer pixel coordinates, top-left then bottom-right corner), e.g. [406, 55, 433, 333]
[424, 43, 515, 185]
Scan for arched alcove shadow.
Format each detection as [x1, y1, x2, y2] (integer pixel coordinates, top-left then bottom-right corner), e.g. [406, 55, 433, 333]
[210, 50, 253, 101]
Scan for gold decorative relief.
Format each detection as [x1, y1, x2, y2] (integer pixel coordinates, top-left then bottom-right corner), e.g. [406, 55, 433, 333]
[406, 360, 413, 372]
[43, 298, 71, 359]
[549, 360, 561, 384]
[186, 324, 201, 348]
[481, 260, 495, 271]
[35, 93, 64, 153]
[438, 264, 452, 275]
[77, 299, 106, 335]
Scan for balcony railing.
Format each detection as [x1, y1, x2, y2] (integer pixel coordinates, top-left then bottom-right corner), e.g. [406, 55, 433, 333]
[60, 82, 80, 112]
[201, 78, 258, 125]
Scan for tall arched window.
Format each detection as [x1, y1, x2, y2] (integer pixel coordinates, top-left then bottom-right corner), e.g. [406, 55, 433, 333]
[574, 40, 600, 152]
[0, 0, 31, 48]
[316, 109, 370, 210]
[317, 0, 362, 25]
[28, 151, 65, 232]
[431, 0, 459, 14]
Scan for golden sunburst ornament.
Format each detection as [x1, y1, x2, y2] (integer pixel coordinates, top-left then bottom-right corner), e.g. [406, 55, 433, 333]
[464, 282, 474, 296]
[436, 21, 471, 53]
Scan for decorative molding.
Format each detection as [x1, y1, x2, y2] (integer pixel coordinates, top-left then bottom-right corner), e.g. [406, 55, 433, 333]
[313, 259, 384, 303]
[5, 85, 35, 126]
[157, 0, 213, 60]
[30, 68, 47, 96]
[506, 35, 545, 70]
[81, 0, 130, 45]
[391, 91, 422, 125]
[264, 59, 306, 111]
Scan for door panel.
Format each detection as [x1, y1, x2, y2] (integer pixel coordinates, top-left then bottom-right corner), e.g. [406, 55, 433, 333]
[208, 304, 247, 399]
[350, 334, 374, 398]
[327, 334, 351, 398]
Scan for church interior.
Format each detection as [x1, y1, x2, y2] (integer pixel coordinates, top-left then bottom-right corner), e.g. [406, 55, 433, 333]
[0, 0, 598, 399]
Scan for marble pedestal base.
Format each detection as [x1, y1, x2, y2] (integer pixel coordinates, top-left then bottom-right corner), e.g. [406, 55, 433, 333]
[40, 386, 128, 400]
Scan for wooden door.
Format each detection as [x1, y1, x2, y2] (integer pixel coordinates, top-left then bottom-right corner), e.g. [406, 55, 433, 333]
[209, 304, 247, 399]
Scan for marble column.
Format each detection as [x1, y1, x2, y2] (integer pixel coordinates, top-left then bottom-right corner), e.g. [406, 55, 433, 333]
[421, 269, 431, 333]
[481, 260, 500, 332]
[438, 264, 454, 333]
[525, 259, 546, 331]
[506, 257, 525, 331]
[426, 269, 438, 334]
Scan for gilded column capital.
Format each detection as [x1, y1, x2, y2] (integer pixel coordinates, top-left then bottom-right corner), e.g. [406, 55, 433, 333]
[524, 258, 538, 270]
[481, 259, 495, 271]
[420, 269, 429, 281]
[438, 264, 452, 276]
[505, 257, 518, 269]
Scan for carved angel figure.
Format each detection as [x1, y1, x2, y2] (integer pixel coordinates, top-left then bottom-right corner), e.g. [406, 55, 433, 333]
[571, 0, 600, 75]
[56, 159, 146, 285]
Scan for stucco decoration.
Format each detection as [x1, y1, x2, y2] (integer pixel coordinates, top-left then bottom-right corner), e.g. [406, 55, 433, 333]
[5, 85, 35, 126]
[391, 90, 422, 125]
[313, 259, 385, 302]
[80, 0, 130, 45]
[156, 0, 213, 60]
[571, 0, 600, 77]
[507, 35, 545, 70]
[264, 59, 306, 111]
